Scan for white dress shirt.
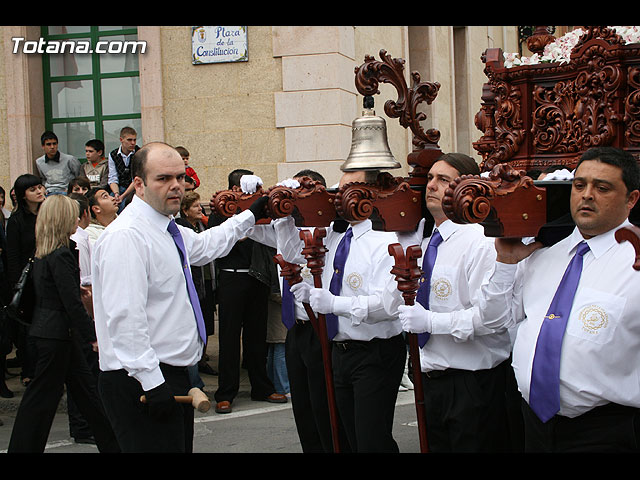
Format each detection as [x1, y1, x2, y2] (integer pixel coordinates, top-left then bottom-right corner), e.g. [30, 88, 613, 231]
[249, 221, 316, 322]
[71, 225, 92, 286]
[386, 220, 511, 372]
[92, 194, 255, 391]
[479, 219, 640, 417]
[275, 216, 402, 341]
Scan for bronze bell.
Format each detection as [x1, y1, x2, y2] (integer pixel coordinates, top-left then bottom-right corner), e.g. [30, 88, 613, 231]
[341, 96, 401, 172]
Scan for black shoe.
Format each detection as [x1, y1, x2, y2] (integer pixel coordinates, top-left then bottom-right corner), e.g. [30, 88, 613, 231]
[74, 437, 96, 445]
[0, 383, 13, 398]
[198, 361, 218, 376]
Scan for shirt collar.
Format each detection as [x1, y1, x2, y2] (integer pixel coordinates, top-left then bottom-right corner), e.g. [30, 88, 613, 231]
[350, 218, 372, 240]
[45, 151, 60, 163]
[566, 218, 632, 259]
[130, 194, 174, 234]
[429, 219, 461, 242]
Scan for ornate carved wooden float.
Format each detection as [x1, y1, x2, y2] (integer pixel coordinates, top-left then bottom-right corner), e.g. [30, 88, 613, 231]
[444, 26, 640, 246]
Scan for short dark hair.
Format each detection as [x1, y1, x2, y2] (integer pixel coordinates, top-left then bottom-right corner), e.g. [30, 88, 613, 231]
[228, 169, 253, 189]
[576, 147, 640, 193]
[175, 146, 190, 157]
[294, 169, 326, 186]
[120, 126, 137, 138]
[435, 152, 480, 176]
[67, 176, 91, 194]
[69, 192, 90, 217]
[41, 131, 58, 145]
[86, 187, 108, 218]
[85, 139, 105, 155]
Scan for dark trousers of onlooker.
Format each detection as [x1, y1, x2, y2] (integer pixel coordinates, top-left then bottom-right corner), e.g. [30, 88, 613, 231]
[8, 336, 120, 453]
[285, 320, 350, 453]
[522, 399, 640, 452]
[420, 360, 511, 453]
[332, 333, 406, 453]
[67, 336, 100, 440]
[98, 363, 194, 453]
[214, 271, 274, 403]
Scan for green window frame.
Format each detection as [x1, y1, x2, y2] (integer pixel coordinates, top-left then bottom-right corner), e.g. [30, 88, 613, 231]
[41, 26, 142, 162]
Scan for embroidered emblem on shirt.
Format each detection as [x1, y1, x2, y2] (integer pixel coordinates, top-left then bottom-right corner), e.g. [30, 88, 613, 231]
[579, 305, 608, 334]
[346, 272, 363, 291]
[432, 278, 452, 300]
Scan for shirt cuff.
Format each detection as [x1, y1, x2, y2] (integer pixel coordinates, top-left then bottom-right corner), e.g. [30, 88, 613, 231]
[134, 366, 166, 392]
[492, 262, 518, 284]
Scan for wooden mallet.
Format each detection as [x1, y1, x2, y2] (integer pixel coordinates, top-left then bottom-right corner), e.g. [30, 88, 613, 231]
[140, 387, 211, 413]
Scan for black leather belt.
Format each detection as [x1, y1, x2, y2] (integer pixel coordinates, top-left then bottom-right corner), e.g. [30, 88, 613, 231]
[423, 368, 465, 379]
[333, 337, 388, 350]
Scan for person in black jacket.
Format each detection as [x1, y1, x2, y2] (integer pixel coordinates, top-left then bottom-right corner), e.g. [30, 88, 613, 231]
[5, 174, 46, 386]
[8, 195, 119, 453]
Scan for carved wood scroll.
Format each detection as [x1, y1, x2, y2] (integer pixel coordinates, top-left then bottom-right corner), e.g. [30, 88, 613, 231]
[354, 49, 444, 185]
[442, 163, 547, 238]
[209, 173, 423, 232]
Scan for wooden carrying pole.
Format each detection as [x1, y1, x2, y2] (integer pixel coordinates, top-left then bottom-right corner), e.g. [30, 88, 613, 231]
[298, 227, 341, 453]
[272, 254, 320, 337]
[388, 243, 429, 453]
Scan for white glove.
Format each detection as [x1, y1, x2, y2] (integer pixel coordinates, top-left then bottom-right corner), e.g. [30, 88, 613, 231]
[538, 169, 574, 181]
[396, 218, 426, 251]
[276, 178, 300, 189]
[309, 288, 335, 314]
[240, 175, 263, 194]
[398, 303, 433, 334]
[290, 282, 311, 304]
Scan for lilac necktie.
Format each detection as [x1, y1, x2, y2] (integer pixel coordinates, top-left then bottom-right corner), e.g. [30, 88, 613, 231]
[529, 241, 590, 423]
[281, 278, 296, 330]
[326, 227, 353, 340]
[167, 219, 207, 344]
[415, 230, 443, 348]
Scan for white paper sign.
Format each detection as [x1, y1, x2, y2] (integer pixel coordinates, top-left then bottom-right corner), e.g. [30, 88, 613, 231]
[192, 26, 248, 64]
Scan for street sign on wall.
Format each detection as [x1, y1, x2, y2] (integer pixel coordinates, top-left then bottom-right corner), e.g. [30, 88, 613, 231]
[192, 26, 248, 64]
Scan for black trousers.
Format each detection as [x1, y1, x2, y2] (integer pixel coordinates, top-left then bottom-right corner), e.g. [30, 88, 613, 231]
[98, 364, 194, 453]
[332, 333, 406, 453]
[522, 399, 640, 452]
[8, 336, 120, 453]
[420, 360, 511, 453]
[285, 320, 350, 453]
[67, 331, 100, 439]
[215, 271, 274, 403]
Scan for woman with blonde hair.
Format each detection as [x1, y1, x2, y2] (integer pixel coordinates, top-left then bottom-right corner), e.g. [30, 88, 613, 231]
[8, 195, 119, 453]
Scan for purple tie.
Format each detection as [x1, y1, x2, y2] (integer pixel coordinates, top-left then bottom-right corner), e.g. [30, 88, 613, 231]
[281, 278, 296, 330]
[415, 230, 443, 348]
[326, 227, 353, 340]
[529, 241, 590, 423]
[167, 219, 207, 344]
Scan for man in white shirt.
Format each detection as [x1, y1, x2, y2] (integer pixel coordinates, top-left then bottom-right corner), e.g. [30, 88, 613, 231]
[92, 142, 268, 452]
[480, 146, 640, 452]
[248, 170, 351, 453]
[391, 153, 512, 452]
[85, 187, 119, 247]
[281, 170, 406, 453]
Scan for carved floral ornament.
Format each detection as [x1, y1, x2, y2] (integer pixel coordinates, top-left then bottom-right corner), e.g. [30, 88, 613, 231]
[504, 26, 640, 67]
